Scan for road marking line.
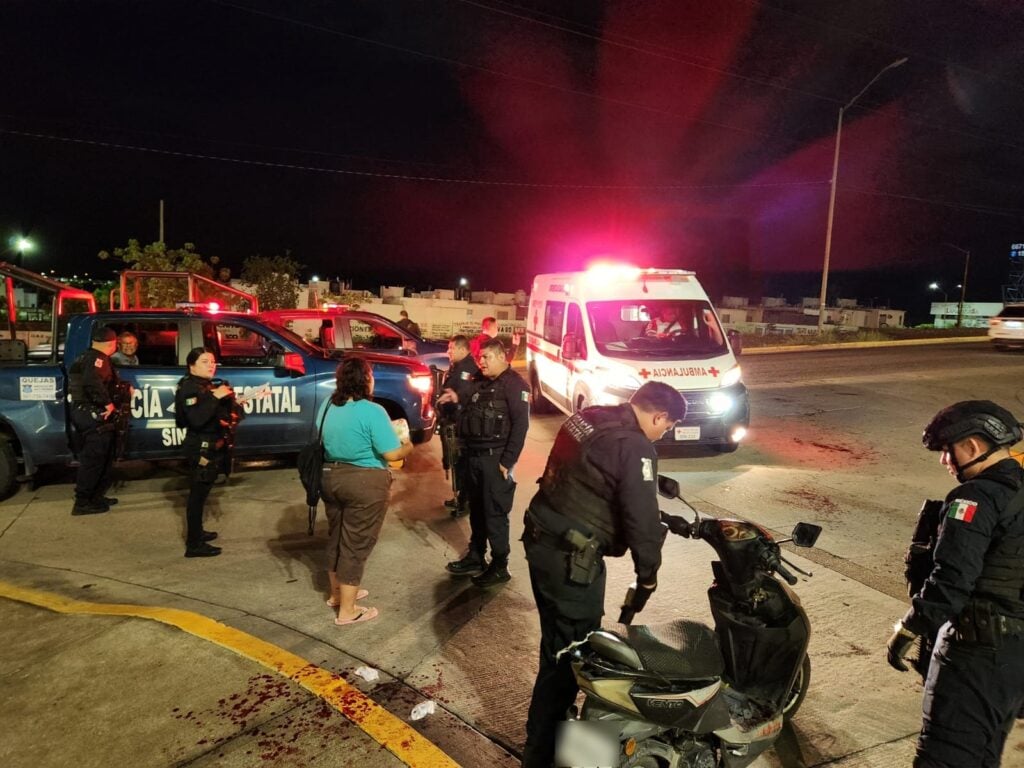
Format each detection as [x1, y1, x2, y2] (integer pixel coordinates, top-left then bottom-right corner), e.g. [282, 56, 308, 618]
[0, 580, 459, 768]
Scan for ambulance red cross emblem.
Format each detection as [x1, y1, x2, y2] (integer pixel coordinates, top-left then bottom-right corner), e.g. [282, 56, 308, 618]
[638, 368, 651, 379]
[708, 367, 720, 377]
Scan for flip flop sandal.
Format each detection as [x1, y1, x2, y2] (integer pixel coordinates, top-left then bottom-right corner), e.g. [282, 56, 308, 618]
[326, 589, 369, 607]
[334, 606, 379, 626]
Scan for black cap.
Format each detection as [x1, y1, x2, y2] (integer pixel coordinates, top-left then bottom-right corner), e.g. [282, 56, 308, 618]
[91, 326, 117, 343]
[922, 400, 1022, 451]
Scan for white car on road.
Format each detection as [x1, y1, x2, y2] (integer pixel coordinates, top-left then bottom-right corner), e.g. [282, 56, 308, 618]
[989, 304, 1024, 351]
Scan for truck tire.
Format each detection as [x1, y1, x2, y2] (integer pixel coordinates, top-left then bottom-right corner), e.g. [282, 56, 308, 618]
[0, 436, 17, 500]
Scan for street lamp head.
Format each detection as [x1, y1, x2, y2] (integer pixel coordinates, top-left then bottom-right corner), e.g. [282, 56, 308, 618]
[929, 282, 939, 290]
[15, 236, 34, 253]
[459, 277, 468, 287]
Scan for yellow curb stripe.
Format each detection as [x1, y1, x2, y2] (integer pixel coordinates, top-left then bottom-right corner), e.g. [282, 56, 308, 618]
[0, 580, 459, 768]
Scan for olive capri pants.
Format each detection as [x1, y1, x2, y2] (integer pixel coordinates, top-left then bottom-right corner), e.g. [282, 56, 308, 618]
[322, 463, 393, 585]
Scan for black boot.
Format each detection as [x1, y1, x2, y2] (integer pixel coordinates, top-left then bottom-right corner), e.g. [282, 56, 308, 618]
[446, 553, 486, 575]
[472, 561, 511, 587]
[72, 499, 107, 516]
[185, 541, 222, 558]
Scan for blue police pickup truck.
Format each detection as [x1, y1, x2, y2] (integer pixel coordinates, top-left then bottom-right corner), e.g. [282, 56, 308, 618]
[0, 308, 436, 499]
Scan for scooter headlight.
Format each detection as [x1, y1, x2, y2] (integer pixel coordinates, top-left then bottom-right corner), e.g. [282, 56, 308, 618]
[707, 391, 734, 415]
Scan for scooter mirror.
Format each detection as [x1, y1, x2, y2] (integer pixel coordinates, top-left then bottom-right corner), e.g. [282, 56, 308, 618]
[791, 522, 822, 548]
[657, 475, 680, 499]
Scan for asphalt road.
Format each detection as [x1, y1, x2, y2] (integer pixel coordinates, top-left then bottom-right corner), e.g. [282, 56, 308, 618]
[2, 340, 1024, 768]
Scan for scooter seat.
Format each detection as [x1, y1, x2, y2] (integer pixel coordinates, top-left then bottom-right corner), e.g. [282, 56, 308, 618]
[626, 620, 724, 680]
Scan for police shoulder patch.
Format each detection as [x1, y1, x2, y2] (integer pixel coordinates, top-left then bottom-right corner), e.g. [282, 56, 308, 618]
[641, 457, 654, 482]
[460, 371, 470, 380]
[520, 390, 530, 402]
[185, 397, 198, 406]
[94, 358, 104, 368]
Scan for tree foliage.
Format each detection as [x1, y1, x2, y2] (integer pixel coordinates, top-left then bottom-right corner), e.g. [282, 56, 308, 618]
[98, 240, 228, 309]
[240, 253, 301, 311]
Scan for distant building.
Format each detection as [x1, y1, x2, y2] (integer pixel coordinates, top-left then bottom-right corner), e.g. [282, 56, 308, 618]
[717, 297, 906, 334]
[929, 301, 1003, 329]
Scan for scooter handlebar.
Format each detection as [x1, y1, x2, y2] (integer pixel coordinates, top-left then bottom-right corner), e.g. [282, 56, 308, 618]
[773, 560, 799, 585]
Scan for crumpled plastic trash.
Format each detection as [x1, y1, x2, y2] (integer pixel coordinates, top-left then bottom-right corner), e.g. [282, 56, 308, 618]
[410, 701, 436, 721]
[354, 665, 380, 682]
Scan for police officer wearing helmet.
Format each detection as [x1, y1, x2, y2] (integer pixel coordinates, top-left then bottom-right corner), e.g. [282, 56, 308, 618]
[520, 381, 686, 768]
[887, 400, 1024, 767]
[67, 325, 124, 516]
[437, 337, 530, 587]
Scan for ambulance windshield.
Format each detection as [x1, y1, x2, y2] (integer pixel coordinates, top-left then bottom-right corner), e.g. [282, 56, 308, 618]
[587, 300, 727, 359]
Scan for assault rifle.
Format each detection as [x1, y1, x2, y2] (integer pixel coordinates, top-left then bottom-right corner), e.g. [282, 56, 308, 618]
[904, 498, 944, 679]
[440, 421, 461, 499]
[110, 380, 134, 460]
[212, 378, 245, 477]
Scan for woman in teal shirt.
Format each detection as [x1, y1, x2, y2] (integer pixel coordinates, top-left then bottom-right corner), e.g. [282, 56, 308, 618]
[319, 357, 412, 625]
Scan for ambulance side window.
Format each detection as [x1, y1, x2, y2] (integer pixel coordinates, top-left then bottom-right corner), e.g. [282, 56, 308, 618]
[565, 303, 586, 360]
[543, 301, 565, 345]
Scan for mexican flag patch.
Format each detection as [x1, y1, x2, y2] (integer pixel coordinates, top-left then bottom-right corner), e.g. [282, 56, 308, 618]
[520, 390, 530, 402]
[948, 499, 978, 523]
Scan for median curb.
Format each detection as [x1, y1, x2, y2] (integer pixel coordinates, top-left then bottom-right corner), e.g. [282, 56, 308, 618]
[740, 335, 990, 355]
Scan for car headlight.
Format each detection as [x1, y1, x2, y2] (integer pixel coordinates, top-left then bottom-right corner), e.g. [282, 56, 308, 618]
[720, 365, 742, 388]
[707, 391, 734, 415]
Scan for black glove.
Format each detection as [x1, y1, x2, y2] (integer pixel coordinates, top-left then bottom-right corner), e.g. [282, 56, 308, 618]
[661, 513, 691, 537]
[886, 622, 918, 672]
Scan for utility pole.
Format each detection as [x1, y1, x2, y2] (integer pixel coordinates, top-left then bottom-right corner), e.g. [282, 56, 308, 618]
[944, 243, 970, 328]
[159, 199, 165, 244]
[818, 57, 908, 332]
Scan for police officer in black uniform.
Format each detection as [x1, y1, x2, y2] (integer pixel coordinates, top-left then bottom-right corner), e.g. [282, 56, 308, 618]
[68, 325, 124, 515]
[437, 337, 530, 587]
[175, 347, 242, 557]
[439, 334, 480, 518]
[520, 380, 686, 768]
[887, 400, 1024, 767]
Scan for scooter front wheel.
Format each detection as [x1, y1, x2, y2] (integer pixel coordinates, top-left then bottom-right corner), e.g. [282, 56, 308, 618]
[782, 656, 812, 722]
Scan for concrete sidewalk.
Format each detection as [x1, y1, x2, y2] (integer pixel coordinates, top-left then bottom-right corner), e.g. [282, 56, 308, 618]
[2, 439, 1023, 767]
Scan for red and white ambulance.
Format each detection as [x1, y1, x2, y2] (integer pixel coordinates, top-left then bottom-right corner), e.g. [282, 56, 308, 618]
[525, 266, 749, 453]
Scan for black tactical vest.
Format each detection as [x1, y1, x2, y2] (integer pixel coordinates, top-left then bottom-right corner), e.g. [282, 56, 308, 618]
[68, 348, 112, 407]
[460, 378, 511, 445]
[536, 405, 640, 556]
[972, 483, 1024, 616]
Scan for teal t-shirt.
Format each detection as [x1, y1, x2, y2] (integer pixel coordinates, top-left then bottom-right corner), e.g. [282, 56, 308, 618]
[317, 398, 400, 469]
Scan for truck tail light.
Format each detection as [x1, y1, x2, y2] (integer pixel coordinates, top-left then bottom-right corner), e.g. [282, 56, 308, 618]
[408, 372, 433, 395]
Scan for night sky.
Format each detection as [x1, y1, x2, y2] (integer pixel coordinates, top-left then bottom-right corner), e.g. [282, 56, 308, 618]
[2, 0, 1024, 321]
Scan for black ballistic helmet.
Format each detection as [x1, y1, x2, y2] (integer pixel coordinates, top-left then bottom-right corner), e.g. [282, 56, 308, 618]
[922, 400, 1022, 451]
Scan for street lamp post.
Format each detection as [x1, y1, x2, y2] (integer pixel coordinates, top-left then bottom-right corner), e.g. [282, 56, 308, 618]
[818, 57, 909, 332]
[943, 243, 970, 328]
